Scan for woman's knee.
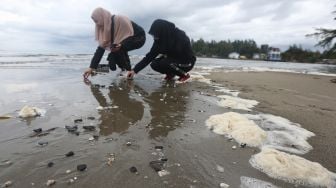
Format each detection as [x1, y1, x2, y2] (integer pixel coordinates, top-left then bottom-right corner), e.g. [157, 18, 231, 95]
[150, 60, 160, 71]
[151, 57, 169, 72]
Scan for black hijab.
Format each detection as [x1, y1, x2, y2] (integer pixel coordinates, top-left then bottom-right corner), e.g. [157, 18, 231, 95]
[148, 19, 177, 53]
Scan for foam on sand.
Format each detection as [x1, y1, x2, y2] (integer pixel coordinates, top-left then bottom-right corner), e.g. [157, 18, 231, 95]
[18, 105, 45, 118]
[245, 114, 315, 154]
[240, 176, 278, 188]
[205, 112, 267, 147]
[190, 72, 212, 84]
[215, 87, 240, 97]
[217, 95, 259, 111]
[249, 148, 336, 187]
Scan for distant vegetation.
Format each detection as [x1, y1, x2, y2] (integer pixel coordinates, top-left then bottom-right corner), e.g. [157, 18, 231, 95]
[191, 39, 336, 64]
[191, 39, 259, 59]
[281, 45, 336, 63]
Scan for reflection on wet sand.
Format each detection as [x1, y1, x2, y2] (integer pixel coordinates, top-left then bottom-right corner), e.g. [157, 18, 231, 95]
[143, 83, 190, 139]
[89, 79, 190, 139]
[89, 80, 144, 136]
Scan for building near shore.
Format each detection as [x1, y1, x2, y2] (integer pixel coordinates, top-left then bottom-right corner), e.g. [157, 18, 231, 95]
[253, 53, 261, 60]
[267, 47, 281, 61]
[228, 52, 240, 59]
[240, 55, 247, 59]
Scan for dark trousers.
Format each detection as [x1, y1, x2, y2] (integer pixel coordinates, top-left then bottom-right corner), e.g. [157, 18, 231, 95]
[90, 22, 145, 71]
[150, 56, 195, 77]
[107, 34, 145, 71]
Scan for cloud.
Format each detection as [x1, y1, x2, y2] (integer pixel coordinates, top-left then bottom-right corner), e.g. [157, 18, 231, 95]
[0, 0, 335, 53]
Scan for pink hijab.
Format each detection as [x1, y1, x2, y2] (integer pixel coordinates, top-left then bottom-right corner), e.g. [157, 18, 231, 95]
[91, 7, 134, 49]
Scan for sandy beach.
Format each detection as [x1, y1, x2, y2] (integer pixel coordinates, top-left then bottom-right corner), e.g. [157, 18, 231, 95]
[1, 56, 336, 187]
[207, 72, 336, 172]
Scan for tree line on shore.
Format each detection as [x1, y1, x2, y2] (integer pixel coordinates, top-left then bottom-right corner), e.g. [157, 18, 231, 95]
[191, 39, 336, 63]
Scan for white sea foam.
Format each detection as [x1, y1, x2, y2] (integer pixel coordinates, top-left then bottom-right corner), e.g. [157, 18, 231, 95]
[205, 112, 267, 147]
[206, 112, 315, 155]
[190, 72, 212, 84]
[212, 85, 240, 97]
[245, 113, 315, 154]
[216, 88, 239, 97]
[249, 148, 336, 187]
[18, 105, 45, 118]
[217, 95, 259, 111]
[240, 176, 278, 188]
[189, 72, 240, 97]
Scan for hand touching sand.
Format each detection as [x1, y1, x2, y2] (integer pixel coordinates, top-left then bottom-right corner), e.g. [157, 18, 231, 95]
[83, 68, 93, 79]
[127, 70, 135, 80]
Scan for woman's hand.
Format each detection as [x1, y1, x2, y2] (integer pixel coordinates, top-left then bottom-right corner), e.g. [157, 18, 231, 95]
[83, 68, 93, 79]
[127, 70, 136, 80]
[111, 44, 121, 52]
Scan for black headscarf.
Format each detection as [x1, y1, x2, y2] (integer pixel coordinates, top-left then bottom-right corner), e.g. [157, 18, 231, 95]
[148, 19, 177, 53]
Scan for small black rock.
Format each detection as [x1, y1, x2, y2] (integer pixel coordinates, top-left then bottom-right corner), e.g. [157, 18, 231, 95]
[74, 119, 83, 123]
[240, 143, 247, 148]
[65, 151, 74, 157]
[149, 161, 165, 172]
[65, 125, 78, 132]
[33, 128, 42, 133]
[93, 135, 99, 140]
[129, 166, 138, 174]
[47, 162, 54, 167]
[83, 126, 96, 131]
[155, 146, 163, 150]
[87, 117, 95, 120]
[38, 141, 48, 146]
[77, 164, 87, 171]
[160, 158, 168, 162]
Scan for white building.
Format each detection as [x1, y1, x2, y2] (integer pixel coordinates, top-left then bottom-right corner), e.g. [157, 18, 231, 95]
[267, 47, 281, 61]
[253, 53, 260, 60]
[228, 52, 240, 59]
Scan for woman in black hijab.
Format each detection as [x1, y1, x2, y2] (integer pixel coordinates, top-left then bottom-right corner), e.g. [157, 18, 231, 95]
[127, 19, 196, 82]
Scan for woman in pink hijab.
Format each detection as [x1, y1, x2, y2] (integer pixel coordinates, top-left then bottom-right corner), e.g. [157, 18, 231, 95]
[83, 7, 145, 79]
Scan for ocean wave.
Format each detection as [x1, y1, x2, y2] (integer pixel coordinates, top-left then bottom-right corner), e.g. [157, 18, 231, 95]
[1, 55, 335, 77]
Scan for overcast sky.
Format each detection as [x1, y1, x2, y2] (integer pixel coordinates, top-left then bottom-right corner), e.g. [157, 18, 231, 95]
[0, 0, 335, 54]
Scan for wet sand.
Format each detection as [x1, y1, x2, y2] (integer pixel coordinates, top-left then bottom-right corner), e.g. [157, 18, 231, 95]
[207, 72, 336, 172]
[0, 65, 335, 187]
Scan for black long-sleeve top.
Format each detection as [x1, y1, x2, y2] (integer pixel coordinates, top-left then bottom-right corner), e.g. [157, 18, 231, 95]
[133, 27, 194, 73]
